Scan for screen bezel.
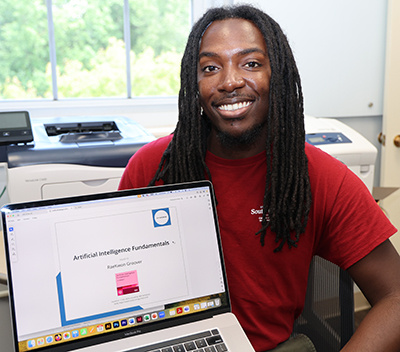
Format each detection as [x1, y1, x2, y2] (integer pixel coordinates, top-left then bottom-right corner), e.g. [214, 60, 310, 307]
[1, 181, 231, 352]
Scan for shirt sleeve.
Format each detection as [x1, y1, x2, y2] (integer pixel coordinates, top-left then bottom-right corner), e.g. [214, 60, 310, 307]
[118, 135, 172, 190]
[315, 165, 397, 269]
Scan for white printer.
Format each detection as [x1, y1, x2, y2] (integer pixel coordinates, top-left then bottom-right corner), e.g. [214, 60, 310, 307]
[2, 114, 376, 203]
[5, 115, 155, 203]
[304, 115, 377, 193]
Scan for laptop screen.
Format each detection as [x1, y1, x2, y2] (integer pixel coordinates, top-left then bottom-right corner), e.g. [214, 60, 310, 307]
[1, 181, 230, 352]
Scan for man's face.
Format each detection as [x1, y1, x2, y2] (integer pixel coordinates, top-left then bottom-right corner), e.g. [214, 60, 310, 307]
[197, 18, 272, 150]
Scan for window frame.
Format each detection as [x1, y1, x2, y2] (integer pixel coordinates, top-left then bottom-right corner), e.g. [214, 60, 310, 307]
[0, 0, 233, 134]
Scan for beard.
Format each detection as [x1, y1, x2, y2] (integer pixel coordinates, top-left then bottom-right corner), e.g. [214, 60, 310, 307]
[215, 121, 266, 150]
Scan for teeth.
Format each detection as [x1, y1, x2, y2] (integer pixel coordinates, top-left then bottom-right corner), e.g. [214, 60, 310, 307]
[219, 101, 251, 111]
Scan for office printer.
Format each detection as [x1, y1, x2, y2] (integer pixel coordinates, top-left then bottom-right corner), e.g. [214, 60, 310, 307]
[304, 115, 377, 193]
[6, 115, 155, 203]
[3, 114, 376, 202]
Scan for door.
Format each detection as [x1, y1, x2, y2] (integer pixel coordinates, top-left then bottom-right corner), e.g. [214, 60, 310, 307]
[380, 0, 400, 252]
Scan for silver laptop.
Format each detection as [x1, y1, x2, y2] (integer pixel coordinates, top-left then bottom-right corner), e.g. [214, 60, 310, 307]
[1, 181, 254, 352]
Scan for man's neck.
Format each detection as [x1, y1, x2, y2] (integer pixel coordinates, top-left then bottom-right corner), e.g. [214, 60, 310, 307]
[207, 129, 267, 159]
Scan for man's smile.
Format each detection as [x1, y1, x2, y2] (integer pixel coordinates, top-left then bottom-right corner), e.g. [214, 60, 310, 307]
[217, 101, 253, 111]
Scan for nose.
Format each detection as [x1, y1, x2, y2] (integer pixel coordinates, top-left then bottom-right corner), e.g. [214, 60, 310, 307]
[218, 66, 245, 92]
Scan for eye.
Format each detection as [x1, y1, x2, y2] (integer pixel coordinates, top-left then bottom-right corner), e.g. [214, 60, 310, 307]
[244, 61, 261, 69]
[202, 65, 218, 73]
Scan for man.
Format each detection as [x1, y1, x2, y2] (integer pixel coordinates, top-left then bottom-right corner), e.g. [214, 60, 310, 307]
[119, 5, 400, 352]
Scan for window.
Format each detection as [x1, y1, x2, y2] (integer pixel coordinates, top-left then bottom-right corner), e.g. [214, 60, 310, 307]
[0, 0, 191, 100]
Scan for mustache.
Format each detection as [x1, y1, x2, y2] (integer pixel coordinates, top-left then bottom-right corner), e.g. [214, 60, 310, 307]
[212, 92, 256, 106]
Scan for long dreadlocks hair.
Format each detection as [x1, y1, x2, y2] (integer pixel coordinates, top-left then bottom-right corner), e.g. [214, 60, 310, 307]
[149, 4, 312, 252]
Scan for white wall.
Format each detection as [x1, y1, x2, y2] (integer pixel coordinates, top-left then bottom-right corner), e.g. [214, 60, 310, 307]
[240, 0, 387, 185]
[244, 0, 388, 119]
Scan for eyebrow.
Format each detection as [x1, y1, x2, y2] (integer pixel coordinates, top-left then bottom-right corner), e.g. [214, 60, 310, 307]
[198, 47, 267, 60]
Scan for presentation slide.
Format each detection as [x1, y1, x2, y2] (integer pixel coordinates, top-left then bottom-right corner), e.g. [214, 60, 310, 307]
[55, 207, 188, 325]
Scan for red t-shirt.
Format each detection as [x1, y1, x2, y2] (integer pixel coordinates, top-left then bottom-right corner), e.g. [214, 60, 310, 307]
[119, 135, 396, 351]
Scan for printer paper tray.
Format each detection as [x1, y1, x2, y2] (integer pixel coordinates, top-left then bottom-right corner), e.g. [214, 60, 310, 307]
[42, 178, 121, 199]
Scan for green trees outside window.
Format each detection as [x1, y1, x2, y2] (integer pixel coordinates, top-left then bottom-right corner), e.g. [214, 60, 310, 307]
[0, 0, 190, 99]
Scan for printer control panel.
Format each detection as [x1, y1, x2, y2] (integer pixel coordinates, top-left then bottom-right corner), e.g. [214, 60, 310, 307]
[306, 132, 352, 146]
[0, 111, 33, 145]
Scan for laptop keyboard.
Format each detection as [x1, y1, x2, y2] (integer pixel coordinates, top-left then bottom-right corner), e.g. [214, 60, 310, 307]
[127, 329, 229, 352]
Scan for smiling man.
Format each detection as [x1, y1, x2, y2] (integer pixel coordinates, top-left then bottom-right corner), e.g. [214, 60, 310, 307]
[119, 5, 400, 352]
[197, 18, 271, 159]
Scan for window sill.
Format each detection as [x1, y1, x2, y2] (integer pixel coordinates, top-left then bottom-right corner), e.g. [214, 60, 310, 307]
[0, 96, 179, 132]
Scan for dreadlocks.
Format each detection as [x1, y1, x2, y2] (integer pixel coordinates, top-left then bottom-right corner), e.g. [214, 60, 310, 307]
[149, 5, 312, 252]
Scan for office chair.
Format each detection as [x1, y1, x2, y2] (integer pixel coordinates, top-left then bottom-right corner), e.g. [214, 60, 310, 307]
[293, 256, 355, 351]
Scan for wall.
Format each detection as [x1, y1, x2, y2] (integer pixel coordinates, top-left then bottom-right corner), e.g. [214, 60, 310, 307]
[249, 0, 388, 118]
[244, 0, 388, 185]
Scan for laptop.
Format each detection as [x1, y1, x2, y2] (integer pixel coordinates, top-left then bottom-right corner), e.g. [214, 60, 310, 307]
[1, 181, 255, 352]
